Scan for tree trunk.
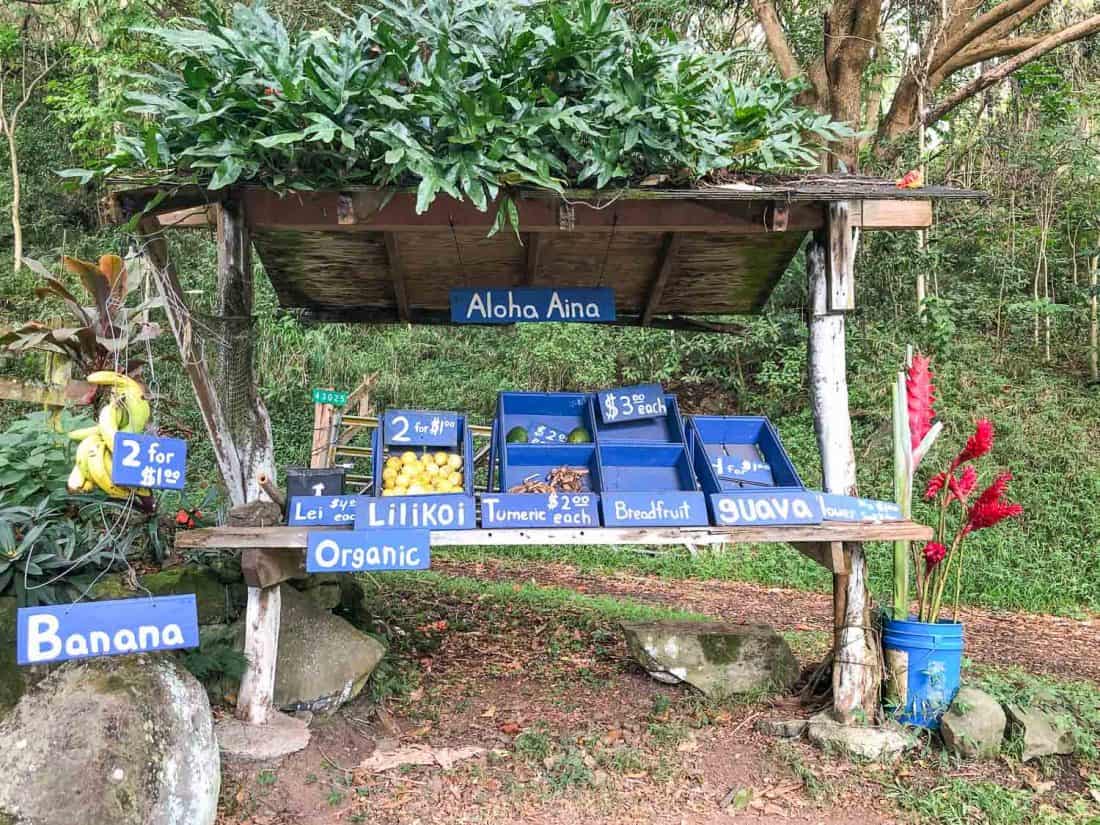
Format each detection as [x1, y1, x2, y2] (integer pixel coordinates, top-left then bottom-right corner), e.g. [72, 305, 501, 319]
[6, 126, 20, 272]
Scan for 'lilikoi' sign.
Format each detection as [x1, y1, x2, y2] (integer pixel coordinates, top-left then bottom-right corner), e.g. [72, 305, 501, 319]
[17, 595, 199, 665]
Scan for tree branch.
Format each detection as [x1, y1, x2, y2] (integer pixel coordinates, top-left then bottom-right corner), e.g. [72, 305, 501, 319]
[934, 34, 1046, 82]
[750, 0, 824, 101]
[930, 0, 1053, 74]
[925, 14, 1100, 126]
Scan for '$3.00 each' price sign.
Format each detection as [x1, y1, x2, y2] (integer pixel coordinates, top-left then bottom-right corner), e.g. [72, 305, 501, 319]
[597, 383, 666, 423]
[111, 433, 188, 490]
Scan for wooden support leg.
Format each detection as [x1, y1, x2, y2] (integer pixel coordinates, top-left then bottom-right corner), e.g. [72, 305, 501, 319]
[236, 584, 282, 725]
[807, 206, 880, 724]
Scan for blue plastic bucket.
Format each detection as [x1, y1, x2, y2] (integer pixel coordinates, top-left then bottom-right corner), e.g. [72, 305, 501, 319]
[882, 617, 963, 728]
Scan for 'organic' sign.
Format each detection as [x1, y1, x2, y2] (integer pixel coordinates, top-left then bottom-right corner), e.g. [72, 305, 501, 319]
[450, 288, 616, 324]
[17, 595, 199, 665]
[306, 529, 431, 573]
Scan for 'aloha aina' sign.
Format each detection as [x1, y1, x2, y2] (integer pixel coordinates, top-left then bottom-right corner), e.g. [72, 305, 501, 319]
[306, 529, 431, 573]
[450, 288, 616, 324]
[111, 433, 187, 490]
[17, 595, 199, 665]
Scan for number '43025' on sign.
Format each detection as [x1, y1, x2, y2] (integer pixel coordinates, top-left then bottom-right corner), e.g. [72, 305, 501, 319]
[111, 433, 187, 490]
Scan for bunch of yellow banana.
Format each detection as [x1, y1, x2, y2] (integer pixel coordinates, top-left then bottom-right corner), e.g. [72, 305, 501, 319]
[66, 371, 152, 498]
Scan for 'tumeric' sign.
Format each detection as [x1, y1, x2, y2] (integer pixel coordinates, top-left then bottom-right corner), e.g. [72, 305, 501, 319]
[601, 492, 708, 527]
[312, 388, 349, 406]
[480, 493, 600, 528]
[306, 529, 430, 573]
[111, 433, 187, 490]
[357, 495, 476, 530]
[818, 494, 903, 523]
[450, 288, 616, 324]
[597, 384, 666, 424]
[709, 490, 823, 527]
[383, 410, 459, 447]
[287, 495, 360, 526]
[17, 595, 199, 665]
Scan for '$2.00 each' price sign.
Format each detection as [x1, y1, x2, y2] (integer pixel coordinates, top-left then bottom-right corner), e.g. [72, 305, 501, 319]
[111, 433, 188, 490]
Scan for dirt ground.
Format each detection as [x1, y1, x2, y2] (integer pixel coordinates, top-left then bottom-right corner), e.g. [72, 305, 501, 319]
[216, 563, 1099, 825]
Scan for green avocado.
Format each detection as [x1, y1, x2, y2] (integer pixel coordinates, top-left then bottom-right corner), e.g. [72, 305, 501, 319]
[506, 426, 529, 444]
[566, 427, 591, 443]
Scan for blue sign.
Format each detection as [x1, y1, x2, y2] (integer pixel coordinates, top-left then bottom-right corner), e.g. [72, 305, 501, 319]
[601, 492, 708, 527]
[111, 433, 187, 490]
[450, 288, 616, 324]
[818, 494, 903, 523]
[357, 494, 476, 531]
[710, 490, 823, 527]
[597, 384, 666, 424]
[306, 529, 430, 573]
[287, 495, 360, 526]
[528, 423, 569, 444]
[480, 492, 600, 528]
[715, 455, 774, 486]
[17, 595, 198, 666]
[383, 410, 459, 447]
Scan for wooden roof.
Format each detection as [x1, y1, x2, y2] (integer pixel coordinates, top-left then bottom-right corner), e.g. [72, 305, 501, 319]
[110, 175, 985, 328]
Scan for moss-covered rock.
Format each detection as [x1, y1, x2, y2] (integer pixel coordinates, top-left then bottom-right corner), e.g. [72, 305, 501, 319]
[0, 597, 23, 717]
[623, 620, 798, 699]
[0, 654, 219, 825]
[91, 565, 245, 625]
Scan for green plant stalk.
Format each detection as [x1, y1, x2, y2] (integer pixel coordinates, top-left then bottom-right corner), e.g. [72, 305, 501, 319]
[891, 377, 911, 621]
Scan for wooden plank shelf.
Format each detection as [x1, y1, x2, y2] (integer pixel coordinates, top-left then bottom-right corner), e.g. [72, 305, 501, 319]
[176, 520, 931, 550]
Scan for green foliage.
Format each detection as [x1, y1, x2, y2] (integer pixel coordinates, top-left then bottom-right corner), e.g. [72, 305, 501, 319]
[0, 411, 86, 505]
[84, 0, 851, 231]
[179, 634, 248, 684]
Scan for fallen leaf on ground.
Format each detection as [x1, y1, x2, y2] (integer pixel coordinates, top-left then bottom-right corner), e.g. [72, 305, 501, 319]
[359, 744, 487, 773]
[499, 721, 521, 735]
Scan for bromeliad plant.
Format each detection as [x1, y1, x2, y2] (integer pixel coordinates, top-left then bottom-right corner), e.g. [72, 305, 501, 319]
[901, 355, 1024, 624]
[67, 0, 854, 233]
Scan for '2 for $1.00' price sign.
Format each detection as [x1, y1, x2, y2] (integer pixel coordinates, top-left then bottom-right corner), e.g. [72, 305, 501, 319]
[383, 410, 459, 446]
[597, 383, 666, 423]
[111, 433, 187, 490]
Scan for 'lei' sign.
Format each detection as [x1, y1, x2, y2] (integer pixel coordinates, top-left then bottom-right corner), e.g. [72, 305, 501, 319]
[597, 384, 666, 423]
[18, 595, 199, 665]
[287, 495, 360, 526]
[111, 433, 187, 490]
[450, 288, 616, 324]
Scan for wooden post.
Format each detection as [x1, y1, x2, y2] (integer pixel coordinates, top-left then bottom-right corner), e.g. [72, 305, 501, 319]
[807, 202, 879, 723]
[236, 585, 282, 724]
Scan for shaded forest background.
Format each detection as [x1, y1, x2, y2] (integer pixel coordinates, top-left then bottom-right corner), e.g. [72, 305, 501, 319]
[1, 0, 1098, 615]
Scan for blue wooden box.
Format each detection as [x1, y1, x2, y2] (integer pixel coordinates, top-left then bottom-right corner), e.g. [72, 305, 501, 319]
[364, 409, 476, 530]
[596, 443, 708, 527]
[591, 394, 686, 444]
[500, 444, 601, 492]
[688, 416, 822, 527]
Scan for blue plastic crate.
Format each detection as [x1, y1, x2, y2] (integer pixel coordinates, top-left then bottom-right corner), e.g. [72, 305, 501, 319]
[499, 444, 601, 493]
[591, 394, 686, 444]
[596, 443, 698, 492]
[496, 392, 596, 446]
[366, 410, 476, 530]
[688, 416, 822, 527]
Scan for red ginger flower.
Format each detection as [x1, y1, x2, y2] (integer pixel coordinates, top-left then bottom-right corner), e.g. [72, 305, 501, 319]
[949, 465, 978, 503]
[925, 471, 947, 500]
[951, 419, 994, 470]
[906, 353, 936, 451]
[175, 509, 190, 526]
[964, 471, 1023, 535]
[922, 541, 947, 571]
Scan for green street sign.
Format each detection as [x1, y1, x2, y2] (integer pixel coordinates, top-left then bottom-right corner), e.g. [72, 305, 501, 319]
[312, 388, 349, 406]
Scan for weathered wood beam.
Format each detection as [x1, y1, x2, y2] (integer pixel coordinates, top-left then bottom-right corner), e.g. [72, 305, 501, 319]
[137, 217, 248, 506]
[0, 378, 72, 406]
[522, 233, 542, 285]
[641, 232, 682, 326]
[825, 201, 856, 313]
[241, 548, 305, 589]
[793, 541, 850, 573]
[236, 584, 281, 724]
[383, 233, 411, 322]
[859, 199, 931, 230]
[807, 221, 878, 724]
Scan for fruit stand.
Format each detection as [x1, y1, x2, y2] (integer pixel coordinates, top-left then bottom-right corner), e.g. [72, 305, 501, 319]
[108, 176, 980, 740]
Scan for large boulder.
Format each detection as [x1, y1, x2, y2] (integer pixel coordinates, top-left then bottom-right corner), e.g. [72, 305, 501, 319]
[0, 654, 219, 825]
[1006, 704, 1075, 762]
[92, 565, 245, 625]
[940, 687, 1006, 758]
[249, 584, 385, 714]
[623, 620, 798, 699]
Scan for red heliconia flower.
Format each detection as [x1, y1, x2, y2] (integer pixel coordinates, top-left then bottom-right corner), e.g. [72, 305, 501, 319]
[964, 471, 1023, 535]
[906, 353, 936, 452]
[175, 509, 190, 526]
[924, 471, 947, 500]
[922, 541, 947, 571]
[951, 418, 994, 470]
[948, 465, 978, 503]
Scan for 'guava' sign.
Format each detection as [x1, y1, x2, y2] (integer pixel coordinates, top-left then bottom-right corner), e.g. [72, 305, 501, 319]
[17, 595, 199, 665]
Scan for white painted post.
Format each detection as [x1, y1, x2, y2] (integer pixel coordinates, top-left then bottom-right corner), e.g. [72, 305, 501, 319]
[807, 202, 879, 723]
[236, 585, 282, 724]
